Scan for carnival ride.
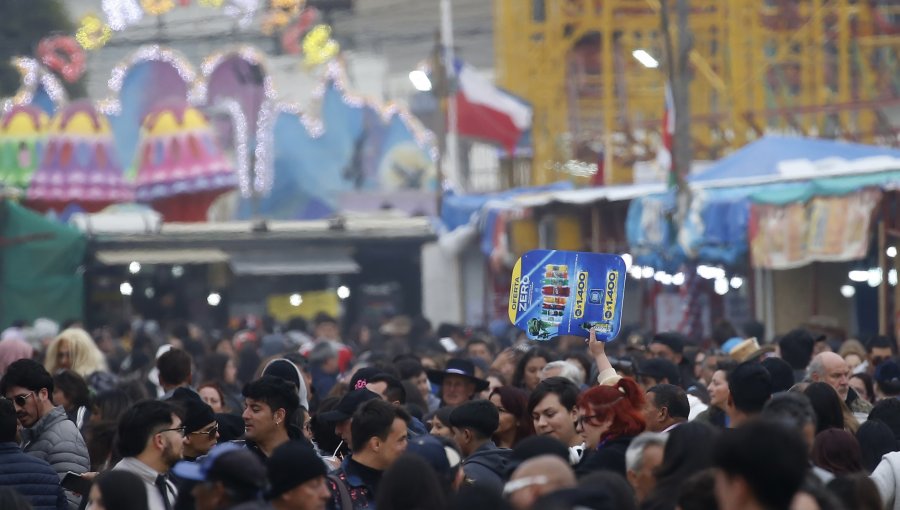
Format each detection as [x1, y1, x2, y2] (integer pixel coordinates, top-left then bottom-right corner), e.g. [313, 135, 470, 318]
[0, 0, 436, 222]
[495, 0, 900, 185]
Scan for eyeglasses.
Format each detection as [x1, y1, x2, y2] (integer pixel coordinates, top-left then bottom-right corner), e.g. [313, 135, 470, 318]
[576, 414, 601, 427]
[10, 392, 34, 407]
[158, 426, 187, 437]
[502, 475, 548, 496]
[190, 424, 218, 440]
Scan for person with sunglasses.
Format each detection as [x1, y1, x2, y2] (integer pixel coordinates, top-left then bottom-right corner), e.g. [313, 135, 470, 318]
[112, 400, 185, 510]
[168, 388, 219, 462]
[0, 359, 90, 509]
[167, 390, 219, 510]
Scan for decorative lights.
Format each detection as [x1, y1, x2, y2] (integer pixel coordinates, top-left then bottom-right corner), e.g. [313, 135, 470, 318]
[2, 58, 67, 114]
[37, 36, 86, 83]
[76, 15, 113, 50]
[140, 0, 176, 16]
[100, 45, 197, 114]
[103, 0, 143, 31]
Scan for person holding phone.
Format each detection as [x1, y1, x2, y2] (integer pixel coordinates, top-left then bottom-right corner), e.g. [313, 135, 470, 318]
[0, 398, 66, 510]
[0, 359, 90, 509]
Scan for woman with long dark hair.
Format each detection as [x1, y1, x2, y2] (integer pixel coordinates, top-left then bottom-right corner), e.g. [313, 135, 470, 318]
[642, 421, 720, 510]
[812, 428, 865, 475]
[574, 377, 646, 477]
[698, 360, 736, 428]
[804, 382, 845, 432]
[512, 347, 554, 391]
[376, 454, 448, 510]
[52, 369, 91, 430]
[203, 352, 243, 411]
[489, 386, 535, 448]
[87, 470, 149, 510]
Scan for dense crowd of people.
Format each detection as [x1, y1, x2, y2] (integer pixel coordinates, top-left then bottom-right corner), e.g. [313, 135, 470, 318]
[0, 313, 898, 510]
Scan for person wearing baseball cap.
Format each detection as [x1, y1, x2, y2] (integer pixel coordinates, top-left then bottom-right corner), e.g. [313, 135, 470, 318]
[427, 359, 489, 407]
[318, 389, 380, 450]
[266, 441, 330, 510]
[405, 434, 464, 497]
[171, 442, 268, 510]
[168, 388, 218, 462]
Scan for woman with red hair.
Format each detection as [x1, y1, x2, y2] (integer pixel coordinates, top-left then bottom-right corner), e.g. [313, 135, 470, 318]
[489, 386, 535, 448]
[575, 376, 647, 476]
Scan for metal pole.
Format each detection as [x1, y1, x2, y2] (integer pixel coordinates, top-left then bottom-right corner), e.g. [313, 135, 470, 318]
[440, 0, 461, 191]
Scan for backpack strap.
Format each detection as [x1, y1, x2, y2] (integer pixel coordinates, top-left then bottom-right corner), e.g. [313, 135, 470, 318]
[327, 474, 353, 510]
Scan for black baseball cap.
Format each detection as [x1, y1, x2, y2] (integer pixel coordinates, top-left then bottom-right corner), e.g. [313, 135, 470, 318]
[349, 367, 387, 391]
[318, 389, 380, 422]
[168, 388, 215, 434]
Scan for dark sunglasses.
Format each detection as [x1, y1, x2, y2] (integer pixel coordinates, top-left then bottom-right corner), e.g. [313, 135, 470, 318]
[10, 392, 34, 407]
[190, 424, 219, 440]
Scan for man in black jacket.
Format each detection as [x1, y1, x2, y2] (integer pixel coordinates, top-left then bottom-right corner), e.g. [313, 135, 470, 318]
[0, 399, 66, 510]
[241, 376, 301, 460]
[449, 399, 511, 496]
[326, 399, 410, 510]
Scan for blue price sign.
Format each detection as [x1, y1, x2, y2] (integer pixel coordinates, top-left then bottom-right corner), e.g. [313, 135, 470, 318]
[508, 250, 627, 342]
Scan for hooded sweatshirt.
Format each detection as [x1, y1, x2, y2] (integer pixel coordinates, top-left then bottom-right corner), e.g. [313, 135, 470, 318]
[462, 441, 512, 496]
[262, 358, 309, 410]
[872, 451, 900, 510]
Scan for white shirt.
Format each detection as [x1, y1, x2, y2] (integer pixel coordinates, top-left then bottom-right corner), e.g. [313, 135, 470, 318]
[112, 457, 177, 510]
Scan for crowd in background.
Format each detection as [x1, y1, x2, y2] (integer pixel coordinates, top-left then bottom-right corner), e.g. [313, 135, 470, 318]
[0, 312, 898, 510]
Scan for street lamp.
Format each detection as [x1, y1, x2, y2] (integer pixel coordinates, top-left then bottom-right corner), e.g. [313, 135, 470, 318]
[632, 49, 660, 68]
[409, 70, 432, 92]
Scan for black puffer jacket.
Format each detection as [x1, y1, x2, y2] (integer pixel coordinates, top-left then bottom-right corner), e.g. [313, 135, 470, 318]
[0, 441, 66, 510]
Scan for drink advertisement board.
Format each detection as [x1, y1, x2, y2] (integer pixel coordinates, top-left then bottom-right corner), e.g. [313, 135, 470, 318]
[509, 250, 627, 341]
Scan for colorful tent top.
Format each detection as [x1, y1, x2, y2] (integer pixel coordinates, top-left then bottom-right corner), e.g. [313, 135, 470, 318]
[26, 100, 133, 213]
[2, 46, 440, 221]
[0, 105, 49, 190]
[631, 136, 900, 269]
[131, 102, 236, 221]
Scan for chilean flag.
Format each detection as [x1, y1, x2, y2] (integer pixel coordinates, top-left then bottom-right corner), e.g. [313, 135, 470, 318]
[454, 60, 532, 154]
[658, 83, 676, 187]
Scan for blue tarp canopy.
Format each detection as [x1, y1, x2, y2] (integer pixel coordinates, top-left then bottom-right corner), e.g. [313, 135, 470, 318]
[440, 181, 574, 232]
[628, 136, 900, 269]
[687, 135, 900, 188]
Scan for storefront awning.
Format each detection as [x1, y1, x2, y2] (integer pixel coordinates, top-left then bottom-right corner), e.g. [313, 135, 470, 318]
[229, 249, 360, 276]
[96, 248, 230, 265]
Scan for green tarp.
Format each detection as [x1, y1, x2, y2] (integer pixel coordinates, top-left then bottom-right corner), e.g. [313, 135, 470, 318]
[0, 200, 85, 329]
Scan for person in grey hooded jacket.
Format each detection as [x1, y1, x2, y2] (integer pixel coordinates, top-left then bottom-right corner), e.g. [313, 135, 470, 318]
[872, 451, 900, 510]
[449, 399, 512, 496]
[0, 359, 90, 509]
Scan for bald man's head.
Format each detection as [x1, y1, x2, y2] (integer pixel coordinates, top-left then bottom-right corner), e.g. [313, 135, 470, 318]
[506, 455, 576, 510]
[808, 352, 850, 400]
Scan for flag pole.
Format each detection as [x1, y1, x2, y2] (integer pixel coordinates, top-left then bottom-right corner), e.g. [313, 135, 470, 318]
[440, 0, 461, 191]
